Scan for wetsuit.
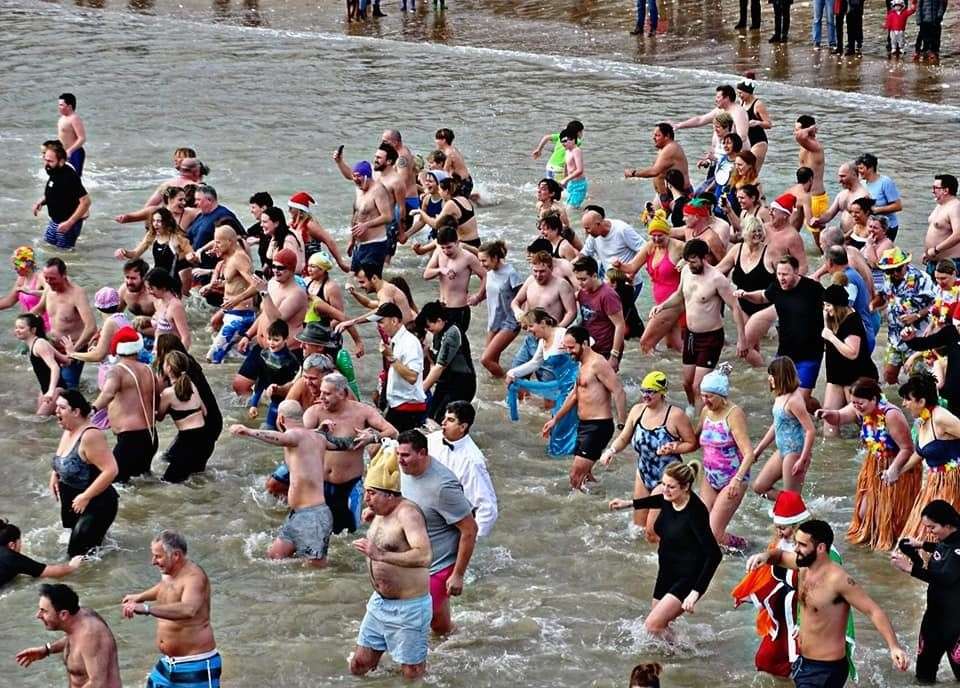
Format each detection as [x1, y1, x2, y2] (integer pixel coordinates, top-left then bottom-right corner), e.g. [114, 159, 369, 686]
[631, 493, 722, 601]
[732, 244, 774, 316]
[898, 531, 960, 683]
[52, 428, 119, 556]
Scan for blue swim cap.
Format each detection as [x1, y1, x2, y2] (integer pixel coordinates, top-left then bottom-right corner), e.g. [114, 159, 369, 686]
[700, 363, 733, 397]
[352, 161, 373, 179]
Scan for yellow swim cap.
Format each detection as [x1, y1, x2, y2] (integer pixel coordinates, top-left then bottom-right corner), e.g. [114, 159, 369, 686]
[640, 370, 668, 393]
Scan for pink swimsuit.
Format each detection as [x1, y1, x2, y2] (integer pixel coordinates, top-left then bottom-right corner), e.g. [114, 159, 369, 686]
[646, 250, 681, 304]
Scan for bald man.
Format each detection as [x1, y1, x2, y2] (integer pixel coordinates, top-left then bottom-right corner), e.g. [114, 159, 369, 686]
[207, 226, 260, 363]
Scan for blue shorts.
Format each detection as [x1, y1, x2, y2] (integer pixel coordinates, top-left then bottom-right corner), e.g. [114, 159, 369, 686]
[147, 650, 222, 688]
[794, 358, 822, 390]
[350, 239, 390, 274]
[207, 309, 255, 364]
[44, 218, 84, 250]
[564, 177, 588, 209]
[68, 148, 85, 177]
[59, 360, 84, 390]
[357, 593, 431, 666]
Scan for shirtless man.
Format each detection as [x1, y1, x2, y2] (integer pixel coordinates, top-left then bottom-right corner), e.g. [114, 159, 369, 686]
[794, 115, 828, 242]
[811, 162, 869, 237]
[784, 167, 815, 231]
[923, 174, 960, 273]
[302, 372, 398, 534]
[118, 258, 156, 318]
[56, 93, 87, 177]
[122, 530, 222, 688]
[673, 199, 727, 264]
[334, 151, 395, 272]
[652, 239, 746, 409]
[766, 193, 810, 274]
[233, 248, 308, 395]
[206, 226, 258, 364]
[231, 400, 334, 565]
[424, 225, 486, 331]
[510, 251, 577, 376]
[16, 583, 121, 688]
[350, 449, 433, 680]
[673, 84, 749, 144]
[32, 258, 96, 390]
[435, 128, 474, 198]
[91, 326, 157, 482]
[338, 262, 417, 330]
[624, 122, 691, 198]
[544, 326, 627, 490]
[746, 520, 909, 686]
[144, 157, 204, 208]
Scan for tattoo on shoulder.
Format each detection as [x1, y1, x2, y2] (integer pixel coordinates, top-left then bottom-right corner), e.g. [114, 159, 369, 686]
[397, 157, 409, 169]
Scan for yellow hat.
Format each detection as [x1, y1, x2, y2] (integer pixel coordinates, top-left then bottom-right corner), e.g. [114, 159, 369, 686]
[640, 370, 668, 393]
[647, 209, 671, 235]
[364, 442, 401, 493]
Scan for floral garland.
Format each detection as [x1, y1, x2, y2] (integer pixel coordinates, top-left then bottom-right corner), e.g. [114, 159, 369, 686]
[861, 399, 894, 460]
[932, 284, 960, 326]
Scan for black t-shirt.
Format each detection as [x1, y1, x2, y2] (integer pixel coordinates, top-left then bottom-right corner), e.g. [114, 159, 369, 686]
[0, 547, 46, 587]
[670, 196, 690, 227]
[764, 277, 825, 362]
[825, 314, 879, 386]
[44, 165, 88, 223]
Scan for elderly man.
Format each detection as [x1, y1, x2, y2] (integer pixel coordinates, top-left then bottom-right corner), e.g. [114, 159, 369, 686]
[874, 248, 935, 384]
[206, 225, 259, 364]
[579, 205, 644, 293]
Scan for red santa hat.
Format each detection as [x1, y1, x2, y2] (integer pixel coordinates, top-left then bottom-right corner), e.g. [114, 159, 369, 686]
[287, 191, 315, 214]
[768, 490, 811, 526]
[110, 325, 144, 357]
[770, 193, 797, 215]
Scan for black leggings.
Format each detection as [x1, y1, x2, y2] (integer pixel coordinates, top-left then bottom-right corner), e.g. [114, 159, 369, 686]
[427, 375, 477, 423]
[113, 429, 158, 482]
[161, 427, 214, 483]
[59, 483, 118, 557]
[738, 0, 761, 26]
[772, 0, 791, 37]
[917, 619, 960, 683]
[845, 4, 863, 50]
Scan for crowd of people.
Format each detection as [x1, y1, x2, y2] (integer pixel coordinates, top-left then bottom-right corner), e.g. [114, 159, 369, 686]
[4, 86, 960, 687]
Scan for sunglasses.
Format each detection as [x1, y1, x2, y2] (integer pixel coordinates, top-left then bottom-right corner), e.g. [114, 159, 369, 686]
[271, 264, 289, 272]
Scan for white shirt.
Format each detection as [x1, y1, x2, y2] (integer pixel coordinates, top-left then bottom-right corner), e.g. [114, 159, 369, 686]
[427, 430, 499, 538]
[386, 326, 425, 409]
[581, 219, 644, 285]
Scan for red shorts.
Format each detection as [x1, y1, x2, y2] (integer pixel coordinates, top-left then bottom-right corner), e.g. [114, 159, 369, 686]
[681, 327, 724, 369]
[428, 564, 455, 615]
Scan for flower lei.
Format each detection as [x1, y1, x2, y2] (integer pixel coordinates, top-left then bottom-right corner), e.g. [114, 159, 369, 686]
[861, 399, 892, 460]
[932, 284, 960, 325]
[892, 270, 921, 314]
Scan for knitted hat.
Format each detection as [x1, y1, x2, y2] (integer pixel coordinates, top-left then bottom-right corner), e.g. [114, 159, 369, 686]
[640, 371, 668, 393]
[700, 362, 733, 397]
[273, 248, 298, 272]
[94, 287, 121, 311]
[769, 490, 811, 526]
[287, 191, 314, 214]
[770, 193, 797, 215]
[647, 210, 672, 235]
[877, 247, 912, 271]
[352, 161, 373, 179]
[110, 326, 143, 356]
[365, 442, 401, 493]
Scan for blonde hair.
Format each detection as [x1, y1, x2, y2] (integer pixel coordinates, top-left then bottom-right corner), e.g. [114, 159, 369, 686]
[664, 460, 700, 488]
[521, 307, 557, 327]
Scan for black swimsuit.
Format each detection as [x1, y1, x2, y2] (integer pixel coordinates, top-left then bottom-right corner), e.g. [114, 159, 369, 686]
[29, 339, 52, 393]
[746, 101, 768, 146]
[450, 197, 475, 226]
[732, 244, 774, 316]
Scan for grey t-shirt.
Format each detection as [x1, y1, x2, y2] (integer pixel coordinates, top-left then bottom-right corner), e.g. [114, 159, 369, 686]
[486, 264, 523, 331]
[401, 459, 474, 573]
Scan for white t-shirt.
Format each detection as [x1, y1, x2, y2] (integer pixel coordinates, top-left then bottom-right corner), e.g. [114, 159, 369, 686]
[427, 431, 499, 538]
[581, 219, 644, 286]
[386, 326, 425, 409]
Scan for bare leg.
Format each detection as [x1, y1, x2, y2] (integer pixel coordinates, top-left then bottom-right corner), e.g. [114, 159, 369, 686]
[751, 141, 769, 172]
[632, 472, 651, 527]
[751, 450, 783, 501]
[267, 539, 296, 560]
[884, 363, 901, 386]
[682, 364, 697, 407]
[691, 366, 713, 413]
[709, 481, 747, 545]
[781, 451, 806, 493]
[640, 308, 681, 354]
[800, 388, 821, 414]
[350, 646, 384, 676]
[432, 598, 454, 635]
[481, 329, 518, 378]
[644, 594, 685, 636]
[821, 382, 846, 437]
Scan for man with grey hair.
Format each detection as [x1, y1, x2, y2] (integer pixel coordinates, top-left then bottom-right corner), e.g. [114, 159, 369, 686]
[303, 372, 398, 533]
[121, 530, 221, 687]
[230, 401, 333, 566]
[186, 184, 241, 254]
[811, 162, 869, 238]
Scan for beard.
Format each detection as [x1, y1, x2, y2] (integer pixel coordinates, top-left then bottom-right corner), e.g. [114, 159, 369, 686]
[45, 165, 56, 174]
[796, 550, 817, 567]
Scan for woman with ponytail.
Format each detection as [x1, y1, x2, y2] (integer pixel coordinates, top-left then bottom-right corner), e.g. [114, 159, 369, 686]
[156, 350, 211, 483]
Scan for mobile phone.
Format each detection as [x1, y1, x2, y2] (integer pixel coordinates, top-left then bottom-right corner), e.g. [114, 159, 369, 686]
[336, 145, 344, 159]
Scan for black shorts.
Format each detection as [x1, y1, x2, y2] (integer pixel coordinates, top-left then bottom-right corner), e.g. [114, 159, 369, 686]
[652, 572, 696, 602]
[574, 418, 615, 462]
[113, 428, 158, 482]
[682, 327, 724, 369]
[444, 305, 471, 332]
[790, 656, 848, 688]
[463, 237, 482, 249]
[324, 476, 363, 534]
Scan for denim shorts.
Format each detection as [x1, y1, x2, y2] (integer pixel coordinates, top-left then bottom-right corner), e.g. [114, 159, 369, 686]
[278, 504, 332, 560]
[357, 592, 431, 665]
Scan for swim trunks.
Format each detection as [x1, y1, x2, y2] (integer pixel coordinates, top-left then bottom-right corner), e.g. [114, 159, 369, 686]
[147, 649, 222, 688]
[44, 218, 84, 250]
[278, 503, 333, 560]
[357, 592, 431, 666]
[207, 309, 256, 364]
[324, 476, 364, 534]
[462, 237, 482, 249]
[443, 305, 471, 331]
[564, 177, 588, 209]
[574, 418, 615, 462]
[681, 328, 724, 369]
[59, 359, 84, 390]
[429, 563, 456, 615]
[808, 192, 829, 232]
[790, 656, 848, 688]
[113, 428, 158, 482]
[794, 359, 822, 389]
[68, 148, 85, 177]
[350, 238, 390, 274]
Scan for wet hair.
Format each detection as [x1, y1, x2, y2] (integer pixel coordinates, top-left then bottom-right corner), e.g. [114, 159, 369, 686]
[572, 255, 599, 276]
[60, 389, 91, 417]
[565, 120, 584, 137]
[796, 167, 814, 184]
[797, 519, 834, 550]
[164, 351, 194, 402]
[826, 245, 848, 266]
[42, 139, 68, 161]
[45, 257, 67, 275]
[146, 268, 178, 294]
[378, 142, 399, 165]
[356, 262, 383, 280]
[59, 92, 77, 109]
[921, 500, 960, 528]
[796, 114, 816, 129]
[539, 178, 563, 201]
[154, 529, 187, 555]
[0, 519, 22, 546]
[851, 377, 883, 402]
[629, 662, 663, 688]
[778, 254, 800, 271]
[521, 307, 557, 327]
[655, 122, 674, 139]
[583, 204, 605, 219]
[768, 356, 799, 395]
[738, 183, 761, 203]
[899, 372, 939, 408]
[267, 319, 289, 340]
[437, 225, 459, 245]
[716, 84, 736, 102]
[248, 191, 274, 208]
[39, 583, 80, 615]
[388, 276, 418, 312]
[935, 259, 958, 275]
[664, 169, 685, 192]
[683, 239, 709, 260]
[936, 174, 959, 195]
[445, 400, 476, 429]
[723, 133, 743, 153]
[565, 325, 591, 346]
[850, 197, 875, 214]
[17, 313, 47, 339]
[420, 300, 447, 324]
[529, 250, 553, 267]
[856, 153, 878, 171]
[664, 460, 700, 488]
[479, 239, 507, 261]
[435, 127, 455, 144]
[397, 429, 428, 453]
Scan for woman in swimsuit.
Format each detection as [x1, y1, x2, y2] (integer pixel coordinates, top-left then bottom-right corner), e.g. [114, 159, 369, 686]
[617, 211, 685, 354]
[287, 195, 348, 271]
[737, 76, 772, 171]
[751, 357, 816, 502]
[538, 213, 579, 261]
[115, 185, 200, 233]
[722, 183, 770, 240]
[14, 313, 61, 416]
[476, 240, 522, 378]
[536, 178, 573, 234]
[146, 269, 190, 354]
[0, 246, 50, 332]
[157, 351, 212, 483]
[426, 177, 480, 248]
[896, 374, 960, 540]
[716, 216, 777, 367]
[404, 170, 447, 255]
[115, 208, 195, 296]
[262, 206, 305, 277]
[600, 371, 696, 533]
[49, 390, 119, 556]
